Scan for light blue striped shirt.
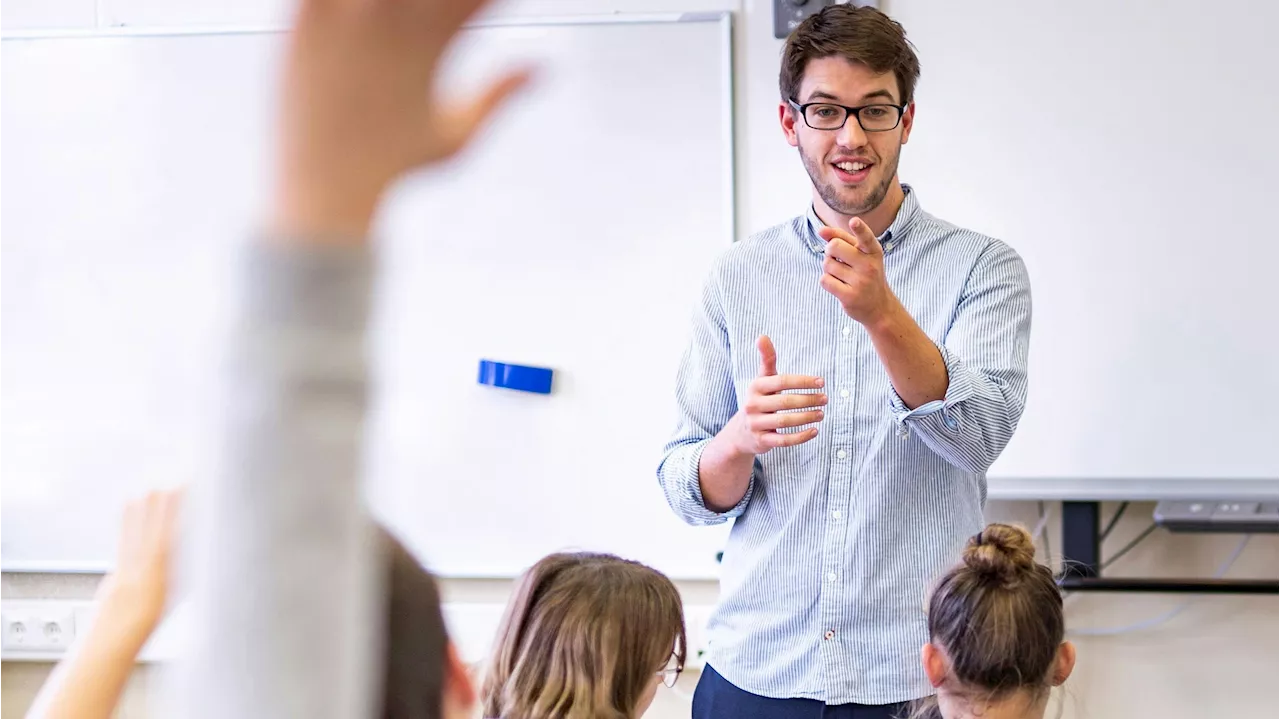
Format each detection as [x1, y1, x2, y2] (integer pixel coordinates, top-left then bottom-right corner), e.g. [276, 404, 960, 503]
[657, 186, 1031, 705]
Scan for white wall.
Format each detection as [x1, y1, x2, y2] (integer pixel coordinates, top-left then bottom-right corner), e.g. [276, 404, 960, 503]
[1, 0, 98, 29]
[2, 1, 1276, 718]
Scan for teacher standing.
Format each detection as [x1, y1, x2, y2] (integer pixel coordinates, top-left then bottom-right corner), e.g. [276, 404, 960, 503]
[657, 6, 1032, 718]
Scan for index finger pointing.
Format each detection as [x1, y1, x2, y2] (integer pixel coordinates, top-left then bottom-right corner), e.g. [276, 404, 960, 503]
[817, 225, 869, 263]
[847, 217, 882, 256]
[822, 233, 862, 265]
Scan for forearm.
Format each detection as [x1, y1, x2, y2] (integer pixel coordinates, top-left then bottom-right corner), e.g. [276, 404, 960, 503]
[697, 416, 756, 513]
[186, 241, 377, 719]
[867, 300, 948, 409]
[874, 241, 1030, 474]
[26, 601, 153, 719]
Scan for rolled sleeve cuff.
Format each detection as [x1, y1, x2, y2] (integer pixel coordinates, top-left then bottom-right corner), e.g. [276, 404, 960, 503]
[664, 440, 754, 525]
[887, 345, 980, 428]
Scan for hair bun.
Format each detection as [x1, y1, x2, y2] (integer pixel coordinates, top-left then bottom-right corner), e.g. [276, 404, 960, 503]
[962, 523, 1038, 584]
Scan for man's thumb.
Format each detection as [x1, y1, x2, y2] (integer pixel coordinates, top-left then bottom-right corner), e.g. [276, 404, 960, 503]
[757, 335, 777, 376]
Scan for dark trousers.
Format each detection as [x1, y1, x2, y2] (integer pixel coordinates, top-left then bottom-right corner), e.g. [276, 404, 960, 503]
[692, 664, 912, 719]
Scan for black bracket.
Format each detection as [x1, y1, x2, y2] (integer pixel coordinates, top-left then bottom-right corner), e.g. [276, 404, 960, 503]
[773, 0, 881, 39]
[773, 0, 837, 39]
[1059, 500, 1278, 595]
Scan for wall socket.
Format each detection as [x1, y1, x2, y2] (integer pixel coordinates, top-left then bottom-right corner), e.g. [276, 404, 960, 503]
[773, 0, 881, 39]
[2, 606, 78, 652]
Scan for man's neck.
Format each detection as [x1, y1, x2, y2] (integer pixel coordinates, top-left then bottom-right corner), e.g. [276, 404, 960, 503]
[936, 690, 1050, 719]
[813, 178, 905, 237]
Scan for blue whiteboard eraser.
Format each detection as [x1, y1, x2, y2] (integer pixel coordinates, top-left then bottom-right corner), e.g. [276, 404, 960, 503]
[477, 360, 554, 395]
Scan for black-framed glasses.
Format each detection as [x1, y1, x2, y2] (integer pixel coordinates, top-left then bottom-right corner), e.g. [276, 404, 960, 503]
[789, 99, 906, 132]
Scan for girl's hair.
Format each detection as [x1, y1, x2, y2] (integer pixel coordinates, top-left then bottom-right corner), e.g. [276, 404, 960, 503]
[915, 523, 1065, 716]
[481, 552, 687, 719]
[379, 526, 450, 719]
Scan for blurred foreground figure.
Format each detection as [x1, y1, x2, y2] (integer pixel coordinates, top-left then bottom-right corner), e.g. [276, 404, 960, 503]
[179, 0, 529, 716]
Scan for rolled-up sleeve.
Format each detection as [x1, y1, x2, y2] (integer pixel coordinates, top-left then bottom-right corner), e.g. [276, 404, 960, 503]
[888, 240, 1032, 474]
[657, 269, 754, 526]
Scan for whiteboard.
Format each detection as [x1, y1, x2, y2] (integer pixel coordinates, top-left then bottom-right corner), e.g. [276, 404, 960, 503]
[1, 13, 738, 574]
[890, 2, 1279, 501]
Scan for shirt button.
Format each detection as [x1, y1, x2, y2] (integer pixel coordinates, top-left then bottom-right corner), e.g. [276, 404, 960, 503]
[832, 510, 842, 520]
[945, 415, 959, 430]
[827, 572, 837, 582]
[840, 389, 850, 398]
[824, 630, 835, 640]
[842, 326, 851, 337]
[836, 449, 847, 460]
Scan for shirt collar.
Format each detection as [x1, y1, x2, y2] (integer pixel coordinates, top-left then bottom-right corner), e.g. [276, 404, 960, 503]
[803, 184, 922, 256]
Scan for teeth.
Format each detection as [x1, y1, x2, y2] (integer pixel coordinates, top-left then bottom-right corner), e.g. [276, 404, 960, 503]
[836, 161, 868, 172]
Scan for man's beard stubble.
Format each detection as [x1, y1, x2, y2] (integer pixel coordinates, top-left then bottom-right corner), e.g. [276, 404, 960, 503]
[798, 140, 899, 218]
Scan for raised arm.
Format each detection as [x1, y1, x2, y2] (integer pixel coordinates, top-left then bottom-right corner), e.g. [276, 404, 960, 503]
[882, 241, 1031, 473]
[819, 218, 1031, 474]
[183, 0, 528, 716]
[27, 491, 181, 719]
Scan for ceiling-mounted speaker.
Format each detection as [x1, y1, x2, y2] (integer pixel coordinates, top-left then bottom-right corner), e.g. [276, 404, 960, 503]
[773, 0, 882, 40]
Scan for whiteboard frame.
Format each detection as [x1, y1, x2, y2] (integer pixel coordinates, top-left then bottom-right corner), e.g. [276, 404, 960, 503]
[988, 477, 1278, 503]
[0, 11, 729, 36]
[0, 11, 737, 574]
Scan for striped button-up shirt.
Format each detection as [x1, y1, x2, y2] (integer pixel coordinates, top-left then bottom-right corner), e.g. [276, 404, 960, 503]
[657, 186, 1032, 705]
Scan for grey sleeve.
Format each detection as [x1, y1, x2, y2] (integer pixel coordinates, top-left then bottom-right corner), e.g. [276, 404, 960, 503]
[181, 240, 383, 719]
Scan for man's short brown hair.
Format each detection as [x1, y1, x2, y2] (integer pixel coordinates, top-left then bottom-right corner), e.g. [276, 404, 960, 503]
[780, 5, 921, 106]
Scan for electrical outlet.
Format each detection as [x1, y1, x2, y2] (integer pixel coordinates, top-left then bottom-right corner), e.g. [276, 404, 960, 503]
[2, 607, 77, 652]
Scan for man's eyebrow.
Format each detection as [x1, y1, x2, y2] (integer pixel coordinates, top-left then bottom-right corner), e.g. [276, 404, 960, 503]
[803, 88, 898, 104]
[859, 89, 898, 103]
[804, 90, 841, 102]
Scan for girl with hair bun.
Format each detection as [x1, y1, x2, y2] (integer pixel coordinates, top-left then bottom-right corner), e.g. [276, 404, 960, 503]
[913, 523, 1076, 719]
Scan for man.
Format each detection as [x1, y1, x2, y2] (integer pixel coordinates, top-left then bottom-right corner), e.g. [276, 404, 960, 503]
[658, 6, 1032, 717]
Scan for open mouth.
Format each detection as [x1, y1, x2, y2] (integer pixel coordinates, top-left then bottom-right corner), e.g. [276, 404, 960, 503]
[832, 160, 872, 183]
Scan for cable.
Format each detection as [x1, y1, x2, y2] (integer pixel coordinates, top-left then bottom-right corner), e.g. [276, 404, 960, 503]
[1099, 501, 1129, 541]
[1100, 521, 1158, 570]
[1032, 500, 1050, 538]
[1031, 501, 1053, 568]
[1067, 535, 1252, 637]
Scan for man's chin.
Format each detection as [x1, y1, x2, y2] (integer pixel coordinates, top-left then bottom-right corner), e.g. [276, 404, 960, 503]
[829, 176, 893, 214]
[824, 189, 874, 217]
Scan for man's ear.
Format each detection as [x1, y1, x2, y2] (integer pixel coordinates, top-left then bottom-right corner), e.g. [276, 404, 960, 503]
[921, 642, 948, 688]
[898, 101, 915, 146]
[779, 101, 801, 147]
[1050, 641, 1076, 686]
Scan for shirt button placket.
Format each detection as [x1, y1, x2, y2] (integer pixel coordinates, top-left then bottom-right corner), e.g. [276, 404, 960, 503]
[822, 322, 857, 680]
